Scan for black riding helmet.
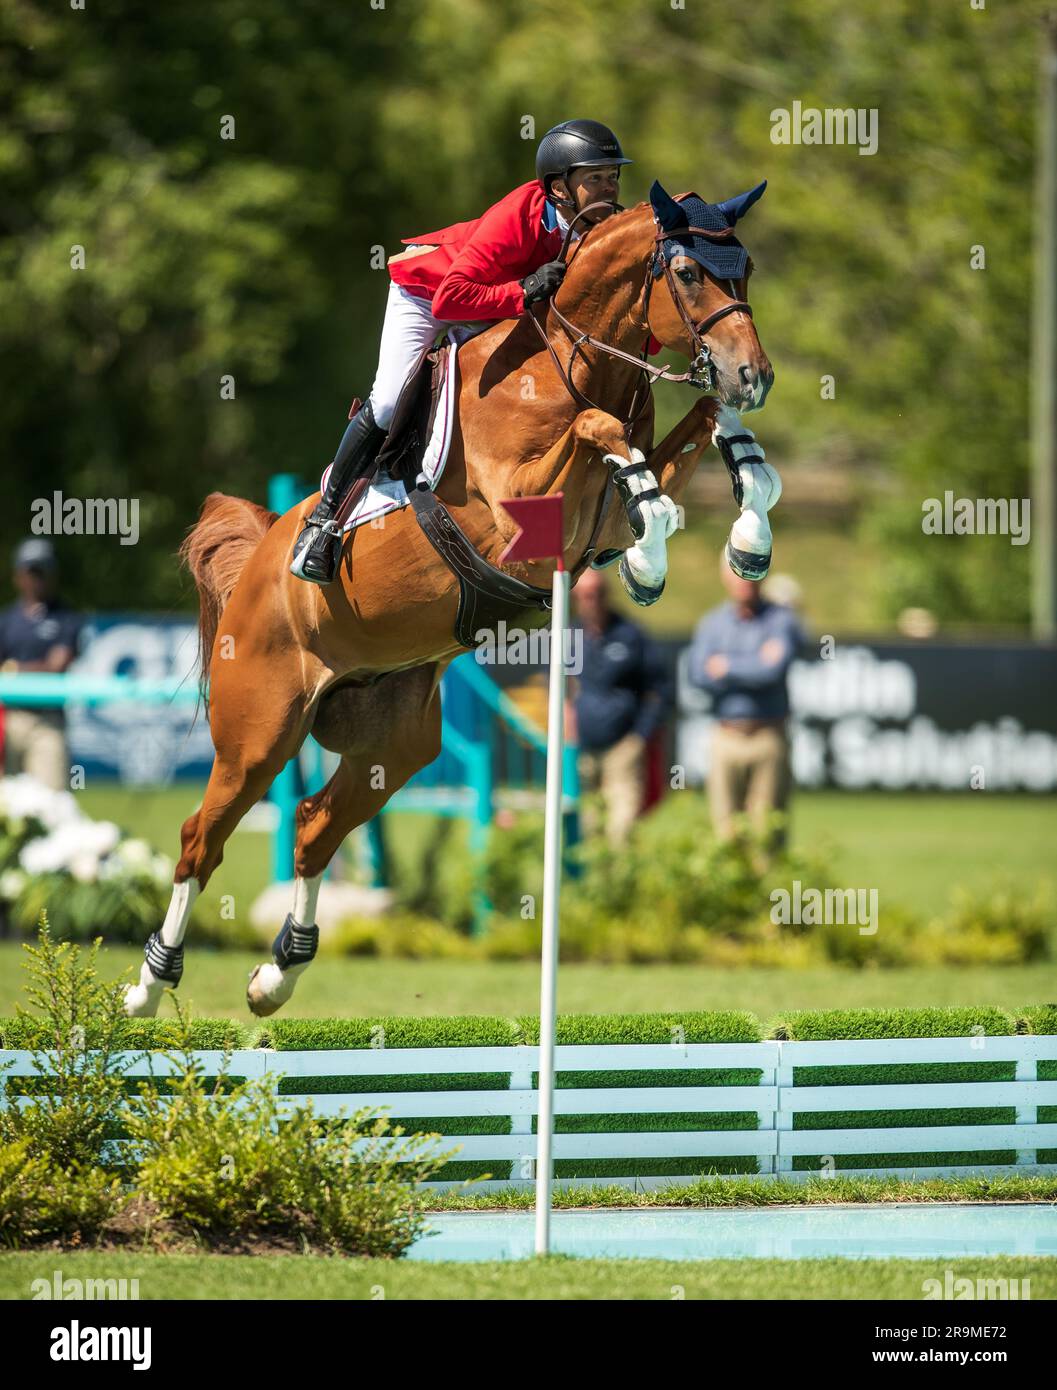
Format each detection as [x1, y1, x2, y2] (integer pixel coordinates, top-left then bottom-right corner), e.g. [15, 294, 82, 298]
[535, 119, 631, 202]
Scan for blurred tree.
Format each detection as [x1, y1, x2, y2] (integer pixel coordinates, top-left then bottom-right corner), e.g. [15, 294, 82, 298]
[0, 0, 1044, 625]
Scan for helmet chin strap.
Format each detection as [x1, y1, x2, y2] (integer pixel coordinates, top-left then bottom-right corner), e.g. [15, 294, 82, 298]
[547, 181, 577, 213]
[549, 165, 620, 218]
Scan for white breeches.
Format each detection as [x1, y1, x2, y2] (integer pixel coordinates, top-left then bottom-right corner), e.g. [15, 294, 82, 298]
[367, 276, 444, 429]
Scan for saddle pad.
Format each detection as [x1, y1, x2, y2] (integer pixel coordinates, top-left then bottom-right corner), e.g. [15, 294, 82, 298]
[320, 328, 464, 534]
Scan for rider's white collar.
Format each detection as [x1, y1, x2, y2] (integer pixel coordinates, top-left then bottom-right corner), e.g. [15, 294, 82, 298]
[556, 209, 580, 241]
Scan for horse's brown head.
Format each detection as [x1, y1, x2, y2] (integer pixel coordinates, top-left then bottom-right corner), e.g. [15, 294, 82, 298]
[642, 181, 773, 412]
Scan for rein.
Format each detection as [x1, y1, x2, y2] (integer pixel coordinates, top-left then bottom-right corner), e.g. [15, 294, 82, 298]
[524, 200, 754, 432]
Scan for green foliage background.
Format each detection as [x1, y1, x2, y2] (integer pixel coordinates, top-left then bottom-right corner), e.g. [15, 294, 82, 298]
[0, 0, 1046, 624]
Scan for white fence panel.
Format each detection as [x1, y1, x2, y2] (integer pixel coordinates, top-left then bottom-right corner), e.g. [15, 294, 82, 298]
[4, 1035, 1056, 1185]
[778, 1122, 1057, 1156]
[261, 1042, 779, 1077]
[290, 1083, 777, 1120]
[783, 1080, 1057, 1112]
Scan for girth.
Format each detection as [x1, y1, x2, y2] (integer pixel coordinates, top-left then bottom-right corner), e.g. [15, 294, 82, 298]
[408, 479, 552, 648]
[408, 474, 612, 649]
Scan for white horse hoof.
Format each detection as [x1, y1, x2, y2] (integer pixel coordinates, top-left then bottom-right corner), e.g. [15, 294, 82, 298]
[246, 962, 299, 1018]
[618, 552, 665, 606]
[727, 501, 772, 579]
[123, 962, 166, 1018]
[726, 538, 771, 582]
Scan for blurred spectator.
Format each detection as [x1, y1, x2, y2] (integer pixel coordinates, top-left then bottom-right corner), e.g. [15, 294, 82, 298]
[688, 555, 804, 851]
[0, 540, 83, 791]
[760, 572, 803, 612]
[569, 568, 673, 848]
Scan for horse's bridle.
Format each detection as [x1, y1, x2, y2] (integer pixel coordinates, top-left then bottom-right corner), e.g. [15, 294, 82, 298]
[645, 221, 754, 393]
[525, 200, 754, 432]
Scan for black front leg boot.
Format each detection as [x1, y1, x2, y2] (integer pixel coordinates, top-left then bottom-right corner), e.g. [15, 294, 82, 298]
[290, 400, 388, 585]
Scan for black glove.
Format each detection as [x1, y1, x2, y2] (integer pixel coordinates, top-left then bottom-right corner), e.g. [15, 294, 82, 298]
[520, 260, 566, 306]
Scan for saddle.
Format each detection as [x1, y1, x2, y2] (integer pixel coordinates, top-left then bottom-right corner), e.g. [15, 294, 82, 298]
[344, 339, 609, 650]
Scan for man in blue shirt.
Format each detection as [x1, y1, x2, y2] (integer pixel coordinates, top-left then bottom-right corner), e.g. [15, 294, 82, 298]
[570, 568, 673, 847]
[687, 557, 804, 850]
[0, 539, 83, 790]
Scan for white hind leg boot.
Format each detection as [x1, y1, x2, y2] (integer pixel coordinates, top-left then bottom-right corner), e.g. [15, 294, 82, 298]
[124, 878, 200, 1018]
[247, 873, 322, 1018]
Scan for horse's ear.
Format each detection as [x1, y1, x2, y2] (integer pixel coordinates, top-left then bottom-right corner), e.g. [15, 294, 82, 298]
[715, 180, 767, 227]
[649, 180, 687, 233]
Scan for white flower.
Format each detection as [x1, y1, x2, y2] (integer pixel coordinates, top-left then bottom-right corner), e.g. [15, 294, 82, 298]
[20, 820, 120, 876]
[21, 832, 74, 876]
[70, 853, 99, 884]
[0, 775, 82, 831]
[3, 775, 172, 891]
[100, 840, 172, 884]
[113, 838, 153, 870]
[150, 852, 173, 883]
[89, 821, 121, 855]
[0, 868, 26, 900]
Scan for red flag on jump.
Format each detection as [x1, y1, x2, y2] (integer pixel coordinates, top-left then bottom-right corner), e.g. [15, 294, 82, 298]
[498, 493, 565, 566]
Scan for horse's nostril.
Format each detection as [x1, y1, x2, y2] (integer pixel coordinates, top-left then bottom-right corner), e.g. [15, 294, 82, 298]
[738, 364, 756, 386]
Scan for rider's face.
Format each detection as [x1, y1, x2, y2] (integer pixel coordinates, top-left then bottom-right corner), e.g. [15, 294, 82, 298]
[557, 166, 621, 222]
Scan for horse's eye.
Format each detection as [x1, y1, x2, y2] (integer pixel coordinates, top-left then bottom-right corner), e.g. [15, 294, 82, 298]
[677, 269, 696, 285]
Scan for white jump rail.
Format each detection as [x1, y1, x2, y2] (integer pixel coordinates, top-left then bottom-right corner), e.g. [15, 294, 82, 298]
[3, 1035, 1055, 1190]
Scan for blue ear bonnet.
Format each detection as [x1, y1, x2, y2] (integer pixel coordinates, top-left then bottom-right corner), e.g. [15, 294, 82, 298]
[649, 179, 766, 281]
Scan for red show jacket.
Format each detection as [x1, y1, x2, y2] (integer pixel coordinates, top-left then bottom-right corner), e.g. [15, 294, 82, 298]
[388, 180, 562, 322]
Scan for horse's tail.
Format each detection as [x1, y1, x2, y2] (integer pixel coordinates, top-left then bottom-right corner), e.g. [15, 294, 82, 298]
[180, 492, 279, 696]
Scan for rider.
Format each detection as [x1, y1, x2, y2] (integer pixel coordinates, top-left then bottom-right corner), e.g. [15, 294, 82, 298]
[290, 119, 632, 584]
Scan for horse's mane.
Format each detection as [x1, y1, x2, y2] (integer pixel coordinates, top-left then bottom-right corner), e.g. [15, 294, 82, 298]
[562, 202, 653, 283]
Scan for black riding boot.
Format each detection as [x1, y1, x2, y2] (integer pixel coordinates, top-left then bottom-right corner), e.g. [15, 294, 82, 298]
[290, 401, 388, 585]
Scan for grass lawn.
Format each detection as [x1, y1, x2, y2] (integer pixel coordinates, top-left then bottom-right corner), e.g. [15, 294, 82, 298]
[0, 784, 1045, 1021]
[0, 946, 1052, 1019]
[73, 785, 1057, 924]
[1, 1250, 1053, 1300]
[789, 793, 1057, 920]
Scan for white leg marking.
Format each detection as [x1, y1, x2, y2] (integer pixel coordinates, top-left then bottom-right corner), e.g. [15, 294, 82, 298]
[161, 878, 200, 948]
[292, 872, 322, 926]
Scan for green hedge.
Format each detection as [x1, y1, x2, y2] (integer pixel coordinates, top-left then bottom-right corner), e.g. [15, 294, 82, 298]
[771, 1006, 1018, 1040]
[0, 1016, 248, 1050]
[259, 1010, 762, 1050]
[1021, 1005, 1057, 1036]
[1, 1006, 1054, 1052]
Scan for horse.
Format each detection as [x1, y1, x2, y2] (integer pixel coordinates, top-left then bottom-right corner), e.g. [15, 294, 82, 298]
[124, 181, 776, 1019]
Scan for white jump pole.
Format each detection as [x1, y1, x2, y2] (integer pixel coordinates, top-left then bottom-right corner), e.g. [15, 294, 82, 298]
[534, 554, 568, 1257]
